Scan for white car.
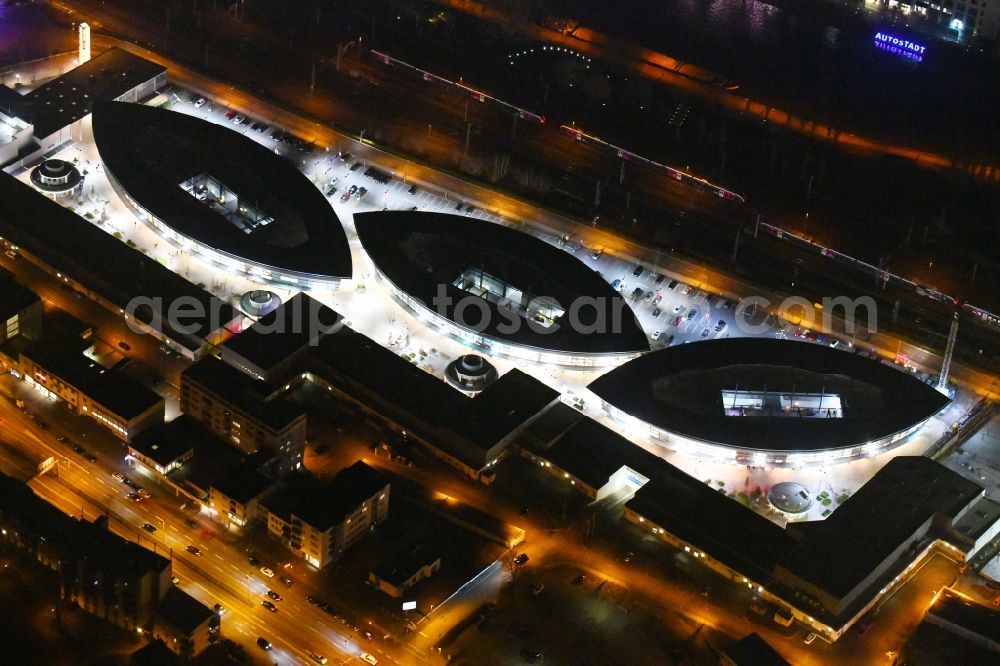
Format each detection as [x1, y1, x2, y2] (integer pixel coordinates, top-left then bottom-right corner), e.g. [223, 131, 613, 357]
[310, 655, 328, 665]
[651, 330, 662, 341]
[233, 114, 246, 124]
[360, 654, 378, 665]
[194, 97, 206, 108]
[260, 566, 275, 578]
[804, 632, 817, 645]
[112, 473, 125, 483]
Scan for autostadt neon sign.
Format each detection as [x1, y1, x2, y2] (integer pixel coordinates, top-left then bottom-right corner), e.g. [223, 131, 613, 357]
[873, 32, 926, 62]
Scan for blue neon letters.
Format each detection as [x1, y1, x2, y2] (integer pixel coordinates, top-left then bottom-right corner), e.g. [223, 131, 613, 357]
[873, 32, 926, 62]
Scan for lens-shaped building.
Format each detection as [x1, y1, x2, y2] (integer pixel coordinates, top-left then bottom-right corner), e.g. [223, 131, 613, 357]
[588, 337, 950, 466]
[355, 211, 649, 367]
[93, 101, 352, 289]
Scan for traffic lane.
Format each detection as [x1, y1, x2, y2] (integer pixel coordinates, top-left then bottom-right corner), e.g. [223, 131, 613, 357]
[0, 380, 397, 662]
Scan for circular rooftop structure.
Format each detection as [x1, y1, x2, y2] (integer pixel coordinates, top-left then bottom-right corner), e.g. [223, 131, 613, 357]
[240, 290, 282, 318]
[445, 354, 499, 394]
[92, 101, 352, 288]
[30, 158, 83, 198]
[767, 482, 813, 514]
[354, 211, 649, 366]
[588, 338, 950, 466]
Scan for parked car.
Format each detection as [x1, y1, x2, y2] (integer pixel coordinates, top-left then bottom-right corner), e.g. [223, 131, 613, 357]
[651, 330, 662, 340]
[667, 280, 679, 290]
[632, 265, 644, 277]
[687, 308, 699, 320]
[340, 191, 352, 202]
[532, 583, 545, 596]
[651, 308, 662, 318]
[224, 110, 236, 120]
[194, 97, 206, 108]
[804, 633, 817, 645]
[681, 284, 694, 295]
[715, 320, 727, 332]
[408, 184, 418, 195]
[590, 248, 603, 260]
[513, 553, 529, 566]
[655, 274, 666, 284]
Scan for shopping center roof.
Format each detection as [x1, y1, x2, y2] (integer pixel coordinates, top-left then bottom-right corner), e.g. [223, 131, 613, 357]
[354, 211, 649, 355]
[588, 338, 950, 453]
[93, 101, 351, 280]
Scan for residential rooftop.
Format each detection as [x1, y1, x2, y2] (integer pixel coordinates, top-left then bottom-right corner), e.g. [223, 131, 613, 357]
[130, 418, 200, 469]
[181, 356, 305, 431]
[155, 587, 215, 634]
[211, 462, 272, 505]
[264, 462, 388, 532]
[21, 341, 163, 419]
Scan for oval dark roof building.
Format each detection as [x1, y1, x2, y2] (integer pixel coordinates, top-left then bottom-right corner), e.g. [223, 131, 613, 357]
[588, 338, 949, 464]
[93, 101, 351, 286]
[354, 211, 649, 363]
